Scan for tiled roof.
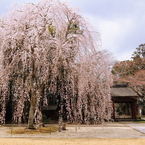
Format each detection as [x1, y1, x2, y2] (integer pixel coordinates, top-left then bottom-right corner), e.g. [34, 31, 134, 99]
[111, 87, 138, 97]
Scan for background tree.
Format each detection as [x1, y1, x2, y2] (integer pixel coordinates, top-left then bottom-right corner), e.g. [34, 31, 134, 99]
[112, 44, 145, 100]
[132, 43, 145, 60]
[0, 0, 113, 128]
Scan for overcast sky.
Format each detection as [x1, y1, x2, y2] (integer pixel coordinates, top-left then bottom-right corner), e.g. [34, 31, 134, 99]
[0, 0, 145, 61]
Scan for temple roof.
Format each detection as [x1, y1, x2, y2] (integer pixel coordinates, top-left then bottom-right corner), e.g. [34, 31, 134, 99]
[111, 87, 138, 97]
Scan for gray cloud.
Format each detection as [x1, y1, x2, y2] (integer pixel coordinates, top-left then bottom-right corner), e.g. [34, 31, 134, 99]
[71, 0, 145, 20]
[78, 0, 145, 60]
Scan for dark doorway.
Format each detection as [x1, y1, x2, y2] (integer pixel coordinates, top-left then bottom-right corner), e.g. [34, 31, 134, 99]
[5, 100, 12, 123]
[114, 103, 132, 118]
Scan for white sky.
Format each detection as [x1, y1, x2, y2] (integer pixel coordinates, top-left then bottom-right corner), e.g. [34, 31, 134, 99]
[1, 0, 145, 61]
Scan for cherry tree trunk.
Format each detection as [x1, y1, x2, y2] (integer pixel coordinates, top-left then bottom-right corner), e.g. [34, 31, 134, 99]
[27, 51, 36, 129]
[27, 95, 37, 129]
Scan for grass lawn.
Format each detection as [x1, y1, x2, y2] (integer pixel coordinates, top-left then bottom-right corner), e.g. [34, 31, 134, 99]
[134, 120, 145, 123]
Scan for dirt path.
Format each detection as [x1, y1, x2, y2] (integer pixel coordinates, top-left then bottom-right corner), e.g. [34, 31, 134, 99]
[1, 138, 145, 145]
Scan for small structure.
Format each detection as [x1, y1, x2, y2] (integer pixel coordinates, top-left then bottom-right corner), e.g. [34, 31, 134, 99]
[111, 84, 139, 120]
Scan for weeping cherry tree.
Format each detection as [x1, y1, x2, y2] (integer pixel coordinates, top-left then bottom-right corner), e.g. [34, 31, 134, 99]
[0, 0, 113, 128]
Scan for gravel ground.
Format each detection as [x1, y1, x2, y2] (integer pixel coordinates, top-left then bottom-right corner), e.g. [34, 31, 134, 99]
[121, 121, 145, 134]
[0, 122, 145, 138]
[1, 122, 145, 145]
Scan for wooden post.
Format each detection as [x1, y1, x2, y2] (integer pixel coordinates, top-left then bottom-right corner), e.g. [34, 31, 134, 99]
[132, 101, 137, 119]
[112, 102, 115, 119]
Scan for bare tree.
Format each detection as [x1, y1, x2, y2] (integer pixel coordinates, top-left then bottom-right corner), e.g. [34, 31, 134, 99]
[0, 0, 113, 128]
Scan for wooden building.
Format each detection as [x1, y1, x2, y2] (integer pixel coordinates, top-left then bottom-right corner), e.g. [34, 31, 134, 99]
[111, 85, 139, 120]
